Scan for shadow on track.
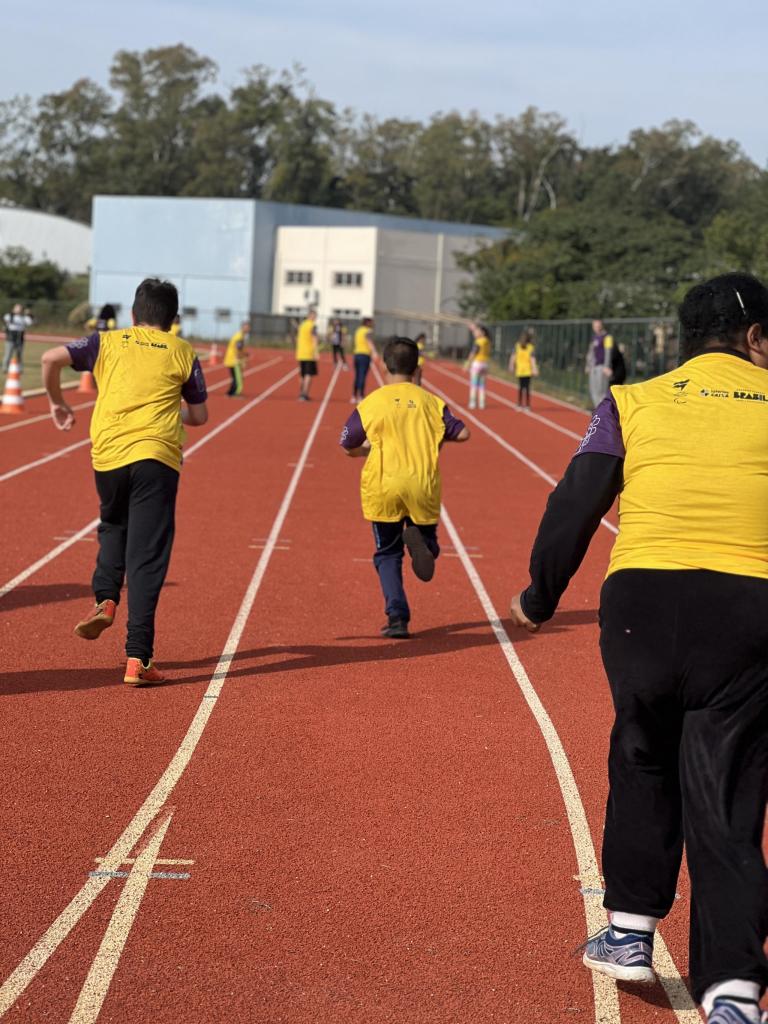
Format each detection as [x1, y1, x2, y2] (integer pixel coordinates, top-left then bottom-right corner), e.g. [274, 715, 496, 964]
[0, 611, 599, 695]
[1, 582, 94, 612]
[617, 977, 695, 1011]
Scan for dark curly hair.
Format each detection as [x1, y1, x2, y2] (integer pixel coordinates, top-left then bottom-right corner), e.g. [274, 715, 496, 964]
[679, 272, 768, 360]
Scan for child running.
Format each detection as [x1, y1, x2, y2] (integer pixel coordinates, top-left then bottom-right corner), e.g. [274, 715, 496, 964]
[296, 309, 319, 401]
[340, 336, 470, 638]
[42, 278, 209, 686]
[225, 320, 250, 396]
[466, 322, 491, 409]
[352, 317, 378, 403]
[510, 328, 536, 407]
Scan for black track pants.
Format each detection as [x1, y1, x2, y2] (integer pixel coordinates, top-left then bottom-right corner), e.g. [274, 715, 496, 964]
[599, 569, 768, 1002]
[92, 459, 179, 661]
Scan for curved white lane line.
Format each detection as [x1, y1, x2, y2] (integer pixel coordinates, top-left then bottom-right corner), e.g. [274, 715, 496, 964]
[440, 506, 699, 1023]
[0, 365, 341, 1017]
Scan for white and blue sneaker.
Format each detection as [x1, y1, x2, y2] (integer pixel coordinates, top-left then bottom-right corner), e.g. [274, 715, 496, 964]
[707, 997, 765, 1024]
[582, 925, 655, 983]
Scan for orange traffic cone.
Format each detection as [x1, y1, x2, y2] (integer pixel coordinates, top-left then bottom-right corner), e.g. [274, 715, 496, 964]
[1, 356, 24, 414]
[208, 343, 220, 366]
[78, 371, 97, 393]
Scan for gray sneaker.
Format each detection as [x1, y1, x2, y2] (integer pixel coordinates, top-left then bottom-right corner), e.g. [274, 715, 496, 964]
[582, 926, 655, 984]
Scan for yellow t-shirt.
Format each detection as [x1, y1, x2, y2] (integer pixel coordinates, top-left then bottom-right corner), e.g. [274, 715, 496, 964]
[607, 351, 768, 580]
[514, 343, 535, 377]
[296, 319, 317, 361]
[357, 382, 449, 524]
[472, 335, 491, 363]
[170, 322, 181, 336]
[73, 327, 202, 473]
[354, 326, 373, 356]
[417, 340, 425, 367]
[225, 330, 245, 367]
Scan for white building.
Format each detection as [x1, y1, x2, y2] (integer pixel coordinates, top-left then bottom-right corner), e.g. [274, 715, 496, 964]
[0, 205, 91, 274]
[273, 226, 482, 324]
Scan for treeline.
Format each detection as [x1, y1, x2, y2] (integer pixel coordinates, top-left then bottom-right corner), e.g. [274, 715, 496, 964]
[1, 44, 766, 318]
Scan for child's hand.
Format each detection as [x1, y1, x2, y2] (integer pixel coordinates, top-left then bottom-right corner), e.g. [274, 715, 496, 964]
[50, 401, 75, 431]
[509, 592, 541, 633]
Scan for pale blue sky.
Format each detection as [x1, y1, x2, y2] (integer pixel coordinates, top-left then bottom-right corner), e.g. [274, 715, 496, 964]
[4, 0, 767, 163]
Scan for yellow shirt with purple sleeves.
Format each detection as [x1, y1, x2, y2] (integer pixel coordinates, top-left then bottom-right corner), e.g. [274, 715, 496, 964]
[339, 382, 466, 524]
[66, 327, 207, 473]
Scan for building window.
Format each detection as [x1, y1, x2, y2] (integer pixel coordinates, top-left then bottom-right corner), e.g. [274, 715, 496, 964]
[332, 308, 362, 318]
[285, 270, 313, 285]
[181, 306, 197, 317]
[333, 272, 363, 288]
[283, 306, 305, 316]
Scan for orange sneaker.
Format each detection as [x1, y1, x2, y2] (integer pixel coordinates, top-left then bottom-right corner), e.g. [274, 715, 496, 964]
[74, 599, 116, 640]
[123, 658, 165, 686]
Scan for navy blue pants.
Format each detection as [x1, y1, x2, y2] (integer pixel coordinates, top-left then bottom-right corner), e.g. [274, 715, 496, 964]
[372, 519, 439, 622]
[354, 354, 371, 395]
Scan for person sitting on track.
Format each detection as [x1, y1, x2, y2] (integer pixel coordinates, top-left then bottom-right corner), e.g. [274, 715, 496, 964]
[509, 272, 768, 1024]
[42, 278, 209, 687]
[340, 336, 470, 639]
[296, 308, 319, 402]
[465, 322, 491, 410]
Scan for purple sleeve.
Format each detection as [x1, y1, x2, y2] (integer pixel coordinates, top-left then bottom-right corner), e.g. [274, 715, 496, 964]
[340, 409, 367, 449]
[181, 357, 208, 405]
[66, 332, 100, 372]
[442, 404, 466, 441]
[574, 393, 625, 459]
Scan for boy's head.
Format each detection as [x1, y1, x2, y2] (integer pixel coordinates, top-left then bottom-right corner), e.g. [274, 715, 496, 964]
[362, 317, 373, 328]
[241, 320, 251, 334]
[679, 272, 768, 361]
[308, 308, 317, 320]
[132, 279, 179, 331]
[383, 336, 419, 377]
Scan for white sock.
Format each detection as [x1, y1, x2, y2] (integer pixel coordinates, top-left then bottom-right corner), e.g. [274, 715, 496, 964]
[469, 386, 477, 408]
[478, 390, 486, 409]
[610, 911, 658, 933]
[702, 980, 760, 1020]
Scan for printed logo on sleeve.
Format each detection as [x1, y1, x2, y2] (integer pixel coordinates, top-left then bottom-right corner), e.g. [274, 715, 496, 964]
[575, 414, 600, 455]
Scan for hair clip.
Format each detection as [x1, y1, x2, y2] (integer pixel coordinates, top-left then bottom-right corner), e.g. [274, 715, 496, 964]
[735, 289, 747, 316]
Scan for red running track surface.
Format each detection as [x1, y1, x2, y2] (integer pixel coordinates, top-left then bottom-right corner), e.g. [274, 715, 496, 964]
[0, 353, 714, 1022]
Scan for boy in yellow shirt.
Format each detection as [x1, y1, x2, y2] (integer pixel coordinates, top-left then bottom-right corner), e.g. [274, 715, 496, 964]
[42, 279, 209, 685]
[225, 320, 250, 396]
[340, 336, 470, 638]
[510, 328, 536, 407]
[295, 309, 319, 401]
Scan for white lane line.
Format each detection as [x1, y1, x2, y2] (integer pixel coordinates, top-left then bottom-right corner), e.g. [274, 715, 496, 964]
[0, 359, 281, 485]
[0, 366, 340, 1016]
[0, 401, 96, 435]
[0, 366, 296, 602]
[68, 813, 175, 1024]
[429, 363, 583, 441]
[427, 380, 618, 537]
[440, 505, 699, 1024]
[0, 439, 91, 484]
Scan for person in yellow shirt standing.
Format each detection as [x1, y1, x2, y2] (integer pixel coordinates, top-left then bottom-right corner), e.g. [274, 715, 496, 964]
[509, 328, 537, 407]
[413, 332, 427, 387]
[296, 308, 319, 401]
[340, 336, 470, 638]
[170, 315, 182, 337]
[225, 320, 250, 396]
[42, 278, 209, 686]
[466, 322, 491, 409]
[352, 317, 379, 404]
[509, 273, 768, 1024]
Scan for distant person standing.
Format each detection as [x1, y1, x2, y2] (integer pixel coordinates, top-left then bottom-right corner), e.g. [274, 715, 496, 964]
[510, 328, 537, 407]
[413, 332, 427, 386]
[296, 309, 319, 402]
[3, 304, 33, 374]
[466, 322, 491, 410]
[225, 320, 250, 396]
[170, 315, 182, 337]
[328, 318, 349, 370]
[86, 304, 117, 332]
[352, 317, 378, 404]
[586, 319, 614, 410]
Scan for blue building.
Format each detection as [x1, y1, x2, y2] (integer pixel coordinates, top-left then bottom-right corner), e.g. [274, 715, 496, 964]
[90, 196, 506, 337]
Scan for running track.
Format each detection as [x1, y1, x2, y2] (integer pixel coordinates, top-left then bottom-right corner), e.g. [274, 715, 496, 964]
[0, 352, 716, 1022]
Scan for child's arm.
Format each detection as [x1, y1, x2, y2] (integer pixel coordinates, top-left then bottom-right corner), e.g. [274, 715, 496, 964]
[339, 409, 369, 456]
[42, 345, 76, 430]
[442, 405, 470, 444]
[181, 357, 209, 427]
